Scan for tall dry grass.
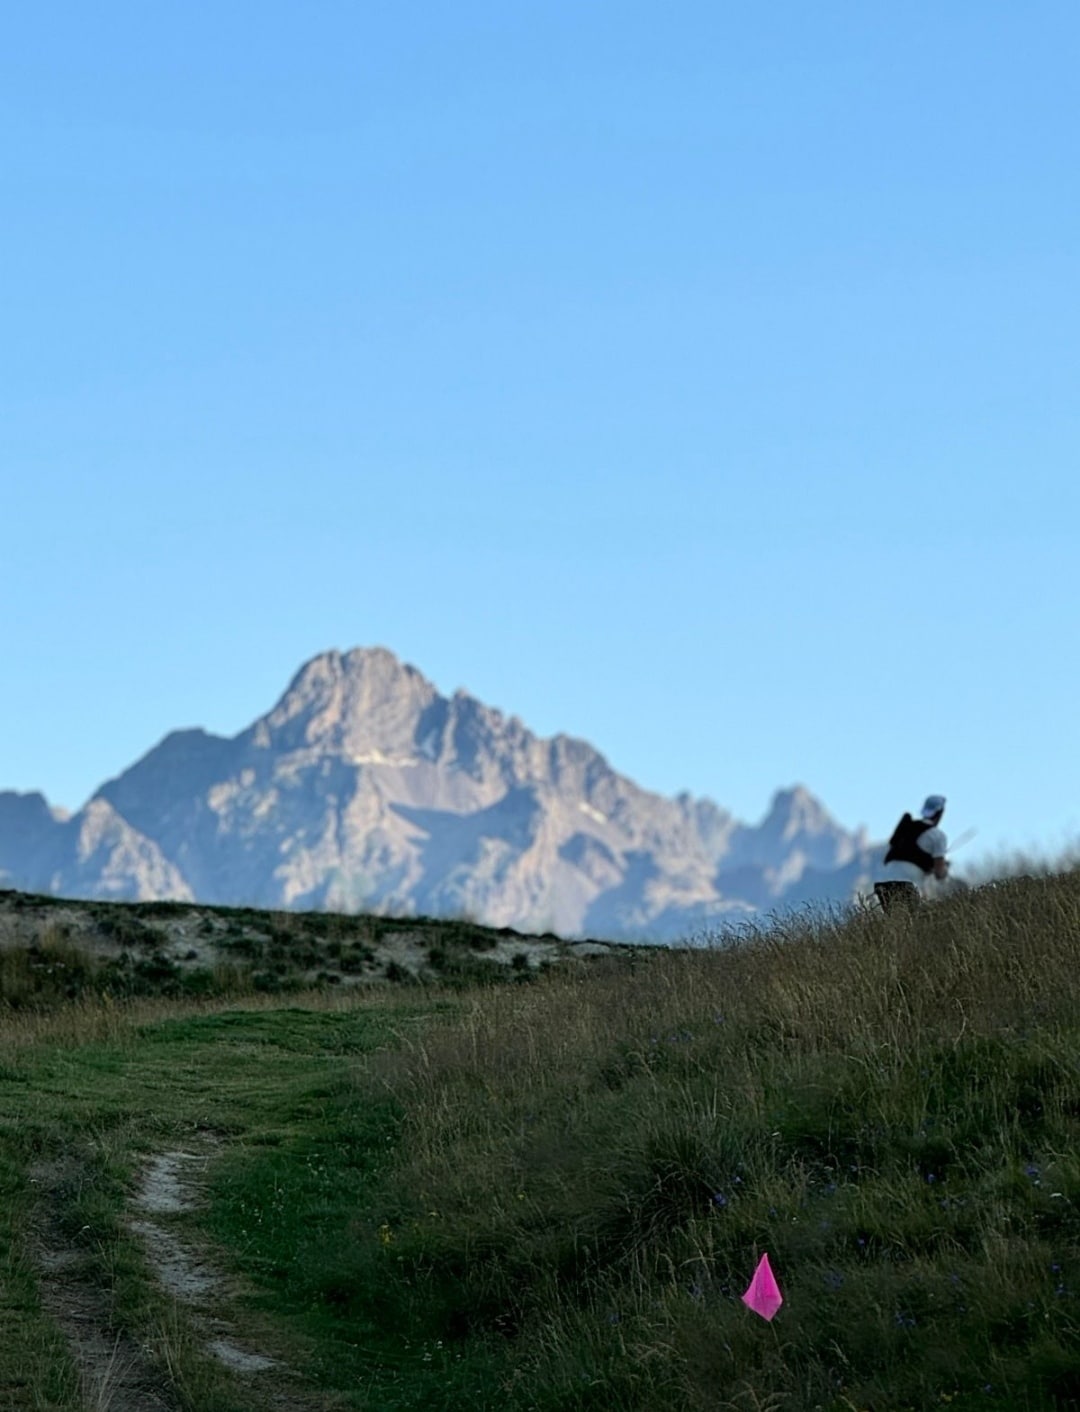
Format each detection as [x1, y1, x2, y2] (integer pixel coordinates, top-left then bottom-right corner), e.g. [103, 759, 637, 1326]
[340, 874, 1080, 1409]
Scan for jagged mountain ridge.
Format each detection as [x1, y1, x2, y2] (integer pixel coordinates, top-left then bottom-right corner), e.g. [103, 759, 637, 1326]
[0, 648, 874, 940]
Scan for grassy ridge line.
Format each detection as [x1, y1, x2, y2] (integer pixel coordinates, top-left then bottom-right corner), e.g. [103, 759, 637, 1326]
[0, 887, 631, 1006]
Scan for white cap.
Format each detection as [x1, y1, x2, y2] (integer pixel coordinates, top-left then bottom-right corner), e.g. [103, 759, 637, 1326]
[921, 794, 946, 820]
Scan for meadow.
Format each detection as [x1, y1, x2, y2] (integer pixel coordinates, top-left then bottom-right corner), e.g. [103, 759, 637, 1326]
[1, 873, 1078, 1410]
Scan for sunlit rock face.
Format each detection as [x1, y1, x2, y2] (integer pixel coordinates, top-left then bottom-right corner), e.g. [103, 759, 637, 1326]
[0, 648, 874, 940]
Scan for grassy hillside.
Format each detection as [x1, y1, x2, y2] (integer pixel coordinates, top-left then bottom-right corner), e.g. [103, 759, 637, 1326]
[1, 875, 1078, 1410]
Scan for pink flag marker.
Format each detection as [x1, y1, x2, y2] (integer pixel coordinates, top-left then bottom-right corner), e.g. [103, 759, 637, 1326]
[741, 1252, 783, 1321]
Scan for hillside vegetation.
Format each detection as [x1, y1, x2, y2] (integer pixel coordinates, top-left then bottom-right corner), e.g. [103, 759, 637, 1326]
[0, 887, 622, 1003]
[1, 874, 1078, 1410]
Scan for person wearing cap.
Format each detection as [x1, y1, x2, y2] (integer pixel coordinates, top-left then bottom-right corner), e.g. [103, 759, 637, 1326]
[873, 795, 949, 914]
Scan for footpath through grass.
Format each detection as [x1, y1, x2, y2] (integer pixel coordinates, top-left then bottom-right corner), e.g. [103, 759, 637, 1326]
[2, 875, 1080, 1409]
[0, 992, 444, 1410]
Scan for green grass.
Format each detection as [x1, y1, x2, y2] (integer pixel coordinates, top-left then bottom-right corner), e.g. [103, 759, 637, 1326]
[0, 993, 441, 1409]
[2, 876, 1079, 1408]
[0, 1148, 79, 1410]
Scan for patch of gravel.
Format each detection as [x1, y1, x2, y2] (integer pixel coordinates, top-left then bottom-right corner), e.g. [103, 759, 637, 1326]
[376, 928, 433, 978]
[472, 938, 563, 969]
[126, 1219, 221, 1305]
[205, 1338, 277, 1373]
[132, 1150, 209, 1215]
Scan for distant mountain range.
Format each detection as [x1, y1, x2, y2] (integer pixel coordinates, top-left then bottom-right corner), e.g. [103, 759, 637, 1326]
[0, 648, 877, 941]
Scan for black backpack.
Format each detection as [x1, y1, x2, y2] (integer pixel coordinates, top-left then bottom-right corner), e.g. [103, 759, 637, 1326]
[883, 813, 935, 874]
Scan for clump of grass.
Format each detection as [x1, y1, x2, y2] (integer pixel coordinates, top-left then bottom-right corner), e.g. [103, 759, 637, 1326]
[0, 925, 253, 1011]
[0, 927, 100, 1007]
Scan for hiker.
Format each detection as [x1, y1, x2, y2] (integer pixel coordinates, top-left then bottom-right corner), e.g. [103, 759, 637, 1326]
[873, 795, 949, 914]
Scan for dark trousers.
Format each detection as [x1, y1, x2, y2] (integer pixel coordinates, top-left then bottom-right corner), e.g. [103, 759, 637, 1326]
[873, 881, 921, 915]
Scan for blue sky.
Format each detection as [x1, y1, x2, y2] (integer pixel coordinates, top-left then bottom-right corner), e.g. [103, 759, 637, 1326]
[4, 3, 1079, 868]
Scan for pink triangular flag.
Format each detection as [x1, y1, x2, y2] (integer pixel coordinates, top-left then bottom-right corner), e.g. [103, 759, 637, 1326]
[741, 1252, 783, 1321]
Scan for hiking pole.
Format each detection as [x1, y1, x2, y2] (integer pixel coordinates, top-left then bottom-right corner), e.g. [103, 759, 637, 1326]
[947, 827, 978, 857]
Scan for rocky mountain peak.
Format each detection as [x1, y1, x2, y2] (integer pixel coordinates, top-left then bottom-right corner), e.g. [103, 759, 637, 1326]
[764, 785, 835, 838]
[258, 646, 439, 759]
[752, 785, 858, 871]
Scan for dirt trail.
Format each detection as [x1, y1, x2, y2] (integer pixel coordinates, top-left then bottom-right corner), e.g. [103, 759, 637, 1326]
[30, 1146, 338, 1411]
[30, 1159, 180, 1412]
[128, 1146, 280, 1376]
